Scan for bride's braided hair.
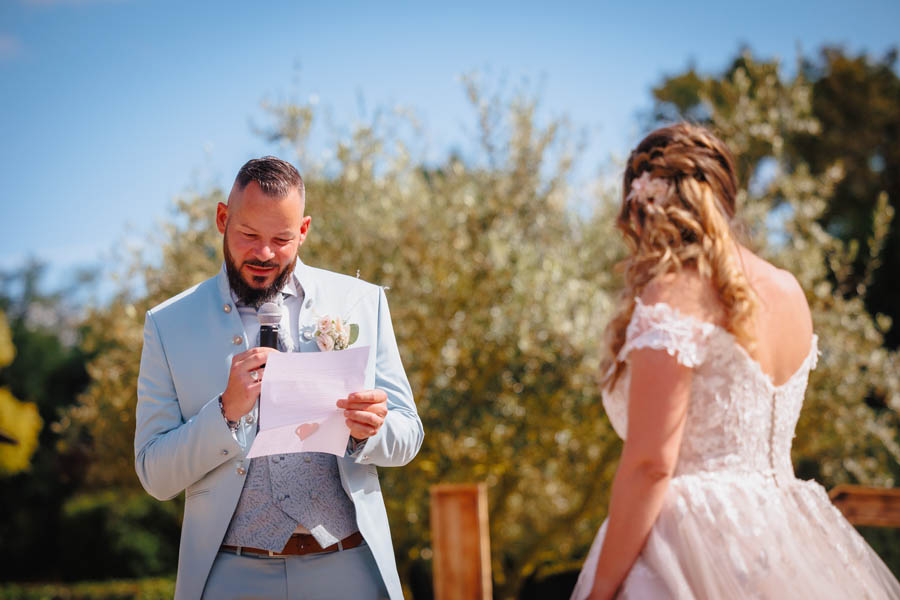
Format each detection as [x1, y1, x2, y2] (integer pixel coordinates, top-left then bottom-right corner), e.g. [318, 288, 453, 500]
[603, 123, 757, 388]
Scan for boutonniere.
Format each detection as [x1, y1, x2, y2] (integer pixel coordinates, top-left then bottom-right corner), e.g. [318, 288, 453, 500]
[314, 315, 360, 352]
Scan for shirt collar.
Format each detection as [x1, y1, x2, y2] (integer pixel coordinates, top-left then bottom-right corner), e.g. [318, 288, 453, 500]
[282, 272, 300, 298]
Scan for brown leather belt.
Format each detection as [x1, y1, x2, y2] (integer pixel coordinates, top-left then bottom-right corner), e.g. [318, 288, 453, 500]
[221, 531, 364, 557]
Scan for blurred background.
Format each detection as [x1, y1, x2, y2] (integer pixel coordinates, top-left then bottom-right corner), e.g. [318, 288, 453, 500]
[1, 1, 899, 598]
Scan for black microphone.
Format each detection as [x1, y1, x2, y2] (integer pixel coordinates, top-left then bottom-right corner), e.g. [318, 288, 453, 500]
[255, 302, 282, 430]
[258, 302, 283, 349]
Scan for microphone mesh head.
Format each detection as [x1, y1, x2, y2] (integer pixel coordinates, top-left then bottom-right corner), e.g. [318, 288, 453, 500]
[258, 302, 283, 326]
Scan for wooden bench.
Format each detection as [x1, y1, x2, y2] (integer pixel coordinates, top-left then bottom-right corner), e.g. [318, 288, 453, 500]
[829, 485, 900, 528]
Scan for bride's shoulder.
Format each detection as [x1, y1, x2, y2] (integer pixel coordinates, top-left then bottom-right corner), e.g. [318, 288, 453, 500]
[638, 270, 725, 327]
[622, 271, 722, 369]
[760, 261, 806, 302]
[744, 254, 813, 340]
[741, 249, 811, 313]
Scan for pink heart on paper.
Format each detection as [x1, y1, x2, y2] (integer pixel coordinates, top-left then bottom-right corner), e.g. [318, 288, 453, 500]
[295, 422, 320, 441]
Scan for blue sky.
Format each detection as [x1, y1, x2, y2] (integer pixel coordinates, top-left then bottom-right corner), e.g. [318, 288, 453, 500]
[1, 0, 898, 292]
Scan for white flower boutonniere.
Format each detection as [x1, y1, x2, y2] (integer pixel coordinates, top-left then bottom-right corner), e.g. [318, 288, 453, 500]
[315, 315, 360, 352]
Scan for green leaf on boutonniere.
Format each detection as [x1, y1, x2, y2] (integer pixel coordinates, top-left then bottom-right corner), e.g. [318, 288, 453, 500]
[349, 323, 359, 346]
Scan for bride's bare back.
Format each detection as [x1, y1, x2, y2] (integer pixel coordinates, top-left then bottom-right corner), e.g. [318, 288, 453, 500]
[638, 244, 814, 387]
[737, 246, 814, 385]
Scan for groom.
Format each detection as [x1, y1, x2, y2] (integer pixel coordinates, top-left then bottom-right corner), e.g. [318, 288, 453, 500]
[134, 157, 423, 599]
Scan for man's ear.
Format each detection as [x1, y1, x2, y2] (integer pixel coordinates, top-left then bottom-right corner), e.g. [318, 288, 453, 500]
[216, 202, 228, 234]
[297, 215, 312, 247]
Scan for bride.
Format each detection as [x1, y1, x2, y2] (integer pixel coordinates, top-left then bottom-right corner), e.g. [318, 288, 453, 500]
[571, 123, 900, 599]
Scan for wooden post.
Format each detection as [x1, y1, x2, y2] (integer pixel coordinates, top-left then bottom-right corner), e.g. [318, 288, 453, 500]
[431, 483, 492, 600]
[829, 485, 900, 528]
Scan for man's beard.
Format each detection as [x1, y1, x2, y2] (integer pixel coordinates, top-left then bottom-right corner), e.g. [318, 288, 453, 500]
[223, 234, 296, 309]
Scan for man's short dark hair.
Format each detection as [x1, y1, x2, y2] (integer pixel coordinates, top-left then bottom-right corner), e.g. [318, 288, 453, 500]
[234, 156, 304, 198]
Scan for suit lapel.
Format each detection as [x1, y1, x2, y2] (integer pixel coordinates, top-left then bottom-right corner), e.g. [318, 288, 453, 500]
[293, 260, 321, 353]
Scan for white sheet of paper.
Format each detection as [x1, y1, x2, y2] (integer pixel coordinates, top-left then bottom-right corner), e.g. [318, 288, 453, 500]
[246, 345, 369, 458]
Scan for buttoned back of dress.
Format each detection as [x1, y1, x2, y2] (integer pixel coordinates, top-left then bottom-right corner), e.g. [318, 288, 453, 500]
[602, 299, 818, 482]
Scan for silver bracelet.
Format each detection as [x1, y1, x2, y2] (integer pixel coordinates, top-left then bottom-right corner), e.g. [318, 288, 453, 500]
[218, 395, 240, 432]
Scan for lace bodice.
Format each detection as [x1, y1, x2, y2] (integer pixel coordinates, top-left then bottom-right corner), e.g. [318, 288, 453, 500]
[603, 299, 818, 482]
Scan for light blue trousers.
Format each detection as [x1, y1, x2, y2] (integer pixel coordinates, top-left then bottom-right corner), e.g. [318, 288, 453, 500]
[201, 541, 389, 600]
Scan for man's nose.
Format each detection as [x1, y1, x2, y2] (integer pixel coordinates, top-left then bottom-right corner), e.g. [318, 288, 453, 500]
[252, 242, 276, 261]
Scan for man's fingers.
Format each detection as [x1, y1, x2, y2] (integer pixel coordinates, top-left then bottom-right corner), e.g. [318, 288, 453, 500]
[342, 403, 388, 418]
[346, 390, 387, 404]
[338, 390, 387, 410]
[232, 347, 273, 363]
[338, 401, 387, 414]
[340, 390, 387, 439]
[233, 348, 279, 371]
[345, 411, 383, 428]
[346, 421, 378, 438]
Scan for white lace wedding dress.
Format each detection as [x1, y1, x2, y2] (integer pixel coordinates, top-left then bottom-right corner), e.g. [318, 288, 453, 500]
[571, 299, 900, 599]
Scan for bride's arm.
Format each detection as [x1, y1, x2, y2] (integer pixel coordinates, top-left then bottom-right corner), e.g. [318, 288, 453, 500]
[588, 346, 693, 599]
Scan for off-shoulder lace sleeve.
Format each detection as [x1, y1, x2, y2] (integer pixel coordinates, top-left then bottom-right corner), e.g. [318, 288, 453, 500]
[618, 299, 717, 368]
[808, 335, 819, 371]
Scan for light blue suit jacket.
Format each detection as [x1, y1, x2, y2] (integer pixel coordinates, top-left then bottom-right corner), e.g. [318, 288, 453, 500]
[135, 261, 423, 600]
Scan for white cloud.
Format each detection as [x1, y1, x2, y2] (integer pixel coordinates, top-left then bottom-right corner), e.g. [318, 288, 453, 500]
[0, 34, 22, 61]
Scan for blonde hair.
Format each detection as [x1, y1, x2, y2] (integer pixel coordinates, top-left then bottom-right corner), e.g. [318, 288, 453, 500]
[603, 123, 757, 387]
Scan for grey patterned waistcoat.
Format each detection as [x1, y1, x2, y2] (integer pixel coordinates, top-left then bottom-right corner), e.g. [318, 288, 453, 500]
[222, 452, 358, 552]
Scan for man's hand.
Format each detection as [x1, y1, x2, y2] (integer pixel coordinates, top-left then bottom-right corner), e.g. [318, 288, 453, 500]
[337, 389, 388, 441]
[221, 347, 280, 422]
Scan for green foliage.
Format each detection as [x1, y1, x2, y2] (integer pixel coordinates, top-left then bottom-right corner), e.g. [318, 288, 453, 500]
[0, 578, 174, 600]
[0, 264, 171, 584]
[795, 48, 900, 348]
[279, 80, 626, 597]
[56, 191, 226, 489]
[58, 491, 181, 579]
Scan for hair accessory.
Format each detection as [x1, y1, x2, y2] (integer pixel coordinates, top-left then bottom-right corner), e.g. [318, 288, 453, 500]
[626, 172, 671, 206]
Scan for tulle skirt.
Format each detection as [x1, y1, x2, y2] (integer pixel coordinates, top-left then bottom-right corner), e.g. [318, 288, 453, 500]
[571, 471, 900, 599]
